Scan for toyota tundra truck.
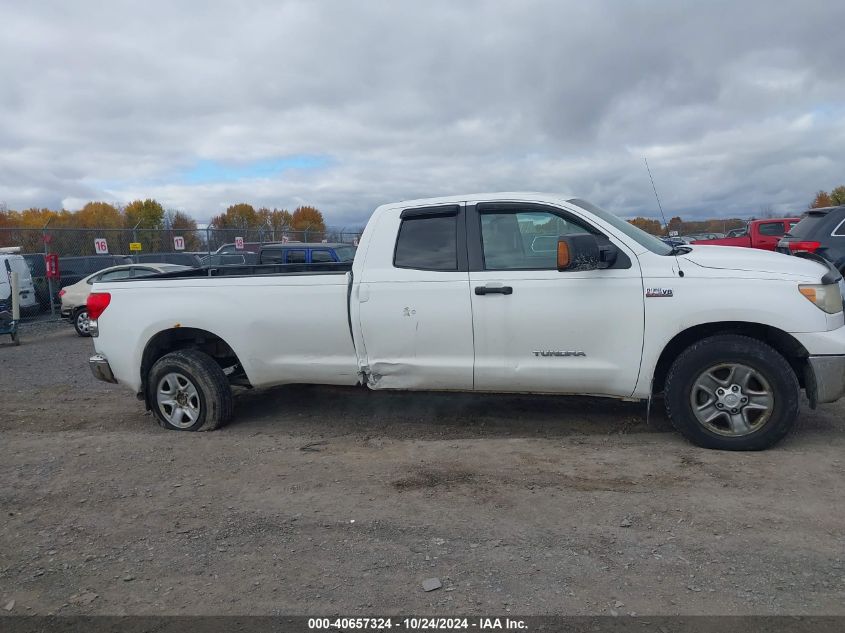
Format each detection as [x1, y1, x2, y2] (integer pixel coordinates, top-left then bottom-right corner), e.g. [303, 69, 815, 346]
[87, 193, 845, 450]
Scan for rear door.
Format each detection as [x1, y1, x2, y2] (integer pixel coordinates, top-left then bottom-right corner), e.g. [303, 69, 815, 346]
[467, 201, 645, 397]
[356, 204, 474, 390]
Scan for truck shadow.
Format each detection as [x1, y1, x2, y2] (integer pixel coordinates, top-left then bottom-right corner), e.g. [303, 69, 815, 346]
[228, 383, 675, 439]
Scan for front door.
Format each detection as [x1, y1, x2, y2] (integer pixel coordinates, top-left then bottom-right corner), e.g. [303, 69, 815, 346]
[467, 202, 645, 397]
[356, 204, 475, 390]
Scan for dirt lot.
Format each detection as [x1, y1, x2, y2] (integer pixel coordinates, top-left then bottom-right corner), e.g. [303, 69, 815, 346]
[1, 322, 844, 616]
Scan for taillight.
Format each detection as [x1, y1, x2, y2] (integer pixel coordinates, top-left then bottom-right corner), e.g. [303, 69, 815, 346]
[787, 241, 821, 253]
[58, 289, 66, 297]
[87, 292, 111, 319]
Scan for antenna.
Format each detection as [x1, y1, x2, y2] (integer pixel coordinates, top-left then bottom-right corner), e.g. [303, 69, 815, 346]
[644, 157, 668, 230]
[644, 156, 684, 275]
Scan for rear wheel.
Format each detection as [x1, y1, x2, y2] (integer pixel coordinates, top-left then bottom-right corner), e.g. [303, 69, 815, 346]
[664, 334, 800, 450]
[73, 308, 91, 337]
[147, 349, 232, 431]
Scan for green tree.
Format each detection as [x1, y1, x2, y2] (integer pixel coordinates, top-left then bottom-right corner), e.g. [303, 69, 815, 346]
[123, 199, 165, 229]
[830, 186, 845, 206]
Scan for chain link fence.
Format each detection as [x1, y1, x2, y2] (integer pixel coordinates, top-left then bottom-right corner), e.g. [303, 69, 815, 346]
[0, 225, 362, 318]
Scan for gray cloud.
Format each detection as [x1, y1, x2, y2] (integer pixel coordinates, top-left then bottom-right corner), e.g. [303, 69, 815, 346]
[1, 0, 844, 226]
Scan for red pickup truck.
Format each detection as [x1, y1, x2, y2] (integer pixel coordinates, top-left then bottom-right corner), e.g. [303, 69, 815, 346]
[692, 218, 800, 250]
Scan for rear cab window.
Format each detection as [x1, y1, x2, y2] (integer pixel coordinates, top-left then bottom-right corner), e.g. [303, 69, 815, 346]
[393, 206, 459, 271]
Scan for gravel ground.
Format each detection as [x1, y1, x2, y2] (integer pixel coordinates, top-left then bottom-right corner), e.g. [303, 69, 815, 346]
[1, 322, 844, 616]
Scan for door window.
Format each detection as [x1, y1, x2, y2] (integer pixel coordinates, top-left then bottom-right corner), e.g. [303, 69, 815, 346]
[759, 222, 786, 236]
[310, 250, 335, 263]
[394, 215, 457, 271]
[286, 250, 306, 263]
[261, 249, 283, 264]
[480, 210, 591, 270]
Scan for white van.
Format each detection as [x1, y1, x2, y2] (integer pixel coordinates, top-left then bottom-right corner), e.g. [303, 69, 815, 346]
[0, 251, 37, 311]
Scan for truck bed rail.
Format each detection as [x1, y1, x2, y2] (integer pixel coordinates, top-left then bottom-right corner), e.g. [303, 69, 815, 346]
[144, 262, 353, 280]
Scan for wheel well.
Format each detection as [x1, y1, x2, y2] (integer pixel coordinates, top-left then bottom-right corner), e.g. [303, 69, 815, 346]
[651, 322, 809, 395]
[140, 327, 247, 405]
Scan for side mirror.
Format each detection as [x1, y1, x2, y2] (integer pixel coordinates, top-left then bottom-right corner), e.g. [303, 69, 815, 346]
[557, 234, 600, 271]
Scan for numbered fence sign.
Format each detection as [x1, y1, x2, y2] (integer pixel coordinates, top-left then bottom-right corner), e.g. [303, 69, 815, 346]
[234, 237, 244, 250]
[173, 236, 185, 251]
[94, 238, 109, 254]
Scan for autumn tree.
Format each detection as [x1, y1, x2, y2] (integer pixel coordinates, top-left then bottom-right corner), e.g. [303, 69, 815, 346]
[257, 207, 293, 241]
[164, 210, 202, 251]
[666, 216, 683, 234]
[627, 217, 662, 235]
[291, 206, 326, 239]
[75, 202, 122, 228]
[124, 199, 165, 229]
[210, 203, 258, 230]
[811, 190, 834, 209]
[831, 186, 845, 206]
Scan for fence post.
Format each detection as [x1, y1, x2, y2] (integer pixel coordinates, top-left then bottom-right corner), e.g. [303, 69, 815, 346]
[42, 219, 55, 317]
[206, 227, 211, 255]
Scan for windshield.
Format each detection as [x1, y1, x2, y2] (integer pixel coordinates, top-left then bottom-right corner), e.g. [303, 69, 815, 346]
[567, 199, 673, 255]
[335, 246, 357, 262]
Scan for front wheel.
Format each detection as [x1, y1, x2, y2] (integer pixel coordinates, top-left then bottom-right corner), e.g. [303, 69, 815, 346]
[664, 334, 800, 450]
[147, 349, 233, 431]
[73, 308, 91, 337]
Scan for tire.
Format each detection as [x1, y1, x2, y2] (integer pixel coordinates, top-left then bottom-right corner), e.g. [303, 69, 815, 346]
[11, 330, 20, 346]
[147, 349, 233, 432]
[73, 308, 91, 337]
[664, 334, 800, 450]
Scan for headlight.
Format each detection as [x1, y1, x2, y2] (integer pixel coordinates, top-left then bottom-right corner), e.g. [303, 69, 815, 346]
[798, 284, 843, 314]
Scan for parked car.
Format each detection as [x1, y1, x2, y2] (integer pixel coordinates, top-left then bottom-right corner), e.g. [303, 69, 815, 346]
[727, 227, 747, 237]
[258, 242, 357, 264]
[58, 255, 133, 296]
[87, 193, 845, 451]
[132, 252, 203, 267]
[0, 251, 38, 313]
[61, 263, 189, 336]
[199, 252, 259, 266]
[776, 205, 845, 271]
[692, 218, 800, 250]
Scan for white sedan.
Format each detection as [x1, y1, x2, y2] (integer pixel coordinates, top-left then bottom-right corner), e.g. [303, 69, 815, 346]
[61, 263, 189, 336]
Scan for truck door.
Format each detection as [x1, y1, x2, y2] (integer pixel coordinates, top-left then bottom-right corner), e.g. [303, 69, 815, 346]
[355, 204, 474, 390]
[467, 202, 645, 397]
[755, 221, 789, 250]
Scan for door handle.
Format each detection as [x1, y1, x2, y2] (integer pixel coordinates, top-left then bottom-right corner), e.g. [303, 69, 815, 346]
[474, 285, 513, 296]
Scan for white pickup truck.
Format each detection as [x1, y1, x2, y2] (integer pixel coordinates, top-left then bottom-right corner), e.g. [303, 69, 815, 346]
[88, 193, 845, 450]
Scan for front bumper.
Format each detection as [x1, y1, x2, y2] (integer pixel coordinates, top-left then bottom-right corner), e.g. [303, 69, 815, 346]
[89, 354, 117, 384]
[806, 355, 845, 405]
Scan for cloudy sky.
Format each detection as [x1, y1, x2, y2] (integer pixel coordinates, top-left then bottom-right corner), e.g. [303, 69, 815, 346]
[1, 1, 844, 226]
